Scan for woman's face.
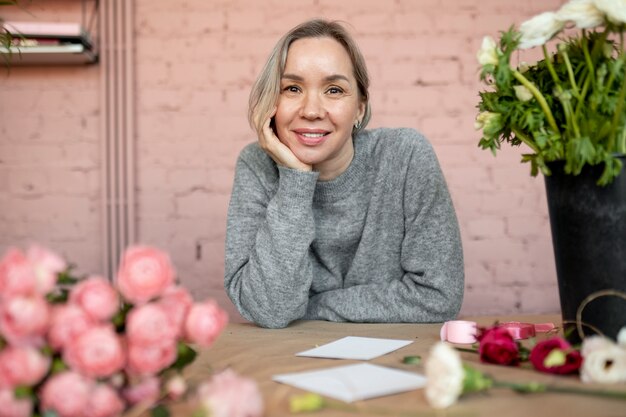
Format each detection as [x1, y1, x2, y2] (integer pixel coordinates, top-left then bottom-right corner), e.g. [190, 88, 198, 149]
[274, 37, 365, 178]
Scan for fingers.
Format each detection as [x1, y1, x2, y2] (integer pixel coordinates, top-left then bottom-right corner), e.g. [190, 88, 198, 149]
[255, 109, 312, 172]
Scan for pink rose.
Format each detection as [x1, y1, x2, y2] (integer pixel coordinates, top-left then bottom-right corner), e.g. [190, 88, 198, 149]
[27, 245, 65, 295]
[70, 276, 119, 322]
[184, 300, 228, 347]
[85, 384, 125, 417]
[197, 369, 263, 417]
[116, 246, 175, 304]
[0, 346, 50, 389]
[0, 295, 50, 347]
[122, 376, 160, 406]
[63, 325, 125, 378]
[0, 388, 33, 417]
[40, 371, 93, 417]
[530, 337, 582, 375]
[158, 285, 193, 336]
[48, 304, 94, 351]
[126, 303, 178, 347]
[126, 340, 177, 376]
[0, 248, 36, 298]
[477, 326, 521, 366]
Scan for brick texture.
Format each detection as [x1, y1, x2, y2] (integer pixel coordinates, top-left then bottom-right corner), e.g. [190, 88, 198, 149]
[0, 0, 566, 322]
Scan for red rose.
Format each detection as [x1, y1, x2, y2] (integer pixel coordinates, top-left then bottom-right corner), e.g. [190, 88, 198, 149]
[477, 327, 520, 366]
[530, 337, 582, 375]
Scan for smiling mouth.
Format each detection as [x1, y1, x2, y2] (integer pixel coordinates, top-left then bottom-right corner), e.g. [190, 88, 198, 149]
[295, 131, 330, 145]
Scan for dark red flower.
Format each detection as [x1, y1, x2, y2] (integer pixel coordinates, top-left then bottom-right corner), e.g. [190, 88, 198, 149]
[529, 337, 582, 375]
[477, 326, 520, 366]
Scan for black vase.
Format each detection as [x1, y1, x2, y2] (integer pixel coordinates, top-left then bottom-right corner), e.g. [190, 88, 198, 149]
[544, 156, 626, 342]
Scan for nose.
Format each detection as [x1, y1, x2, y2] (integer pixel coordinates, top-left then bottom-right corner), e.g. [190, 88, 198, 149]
[300, 92, 325, 120]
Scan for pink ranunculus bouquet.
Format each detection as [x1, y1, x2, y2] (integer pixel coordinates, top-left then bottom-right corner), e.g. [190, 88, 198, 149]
[0, 244, 263, 417]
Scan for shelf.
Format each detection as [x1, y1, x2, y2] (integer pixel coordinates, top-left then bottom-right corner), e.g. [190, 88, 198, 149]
[0, 43, 97, 65]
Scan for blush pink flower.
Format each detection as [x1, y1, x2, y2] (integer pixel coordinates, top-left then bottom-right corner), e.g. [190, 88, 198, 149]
[27, 244, 66, 295]
[165, 374, 187, 401]
[184, 300, 228, 347]
[70, 276, 119, 322]
[0, 248, 36, 298]
[116, 246, 175, 304]
[85, 384, 125, 417]
[0, 346, 50, 389]
[126, 303, 178, 347]
[127, 340, 177, 376]
[47, 304, 94, 351]
[122, 377, 160, 406]
[0, 294, 50, 347]
[197, 369, 263, 417]
[158, 285, 193, 336]
[529, 337, 582, 375]
[40, 371, 93, 417]
[477, 326, 520, 366]
[63, 325, 125, 378]
[0, 388, 33, 417]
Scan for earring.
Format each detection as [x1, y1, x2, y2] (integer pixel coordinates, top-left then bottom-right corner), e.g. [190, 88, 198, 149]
[354, 120, 361, 129]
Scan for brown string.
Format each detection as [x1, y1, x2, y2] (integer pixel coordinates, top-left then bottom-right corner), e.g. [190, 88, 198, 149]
[573, 289, 626, 340]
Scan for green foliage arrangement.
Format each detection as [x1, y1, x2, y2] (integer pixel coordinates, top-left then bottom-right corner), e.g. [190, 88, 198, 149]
[476, 0, 626, 185]
[0, 1, 19, 66]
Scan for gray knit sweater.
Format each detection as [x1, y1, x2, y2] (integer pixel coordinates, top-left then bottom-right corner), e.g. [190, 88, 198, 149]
[224, 127, 464, 328]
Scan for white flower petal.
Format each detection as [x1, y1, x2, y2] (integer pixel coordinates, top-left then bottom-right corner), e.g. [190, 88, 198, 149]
[518, 12, 565, 49]
[581, 345, 626, 384]
[617, 327, 626, 347]
[557, 0, 604, 29]
[424, 342, 464, 409]
[594, 0, 626, 24]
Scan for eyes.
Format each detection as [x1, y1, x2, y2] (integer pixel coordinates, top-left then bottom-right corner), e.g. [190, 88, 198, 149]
[281, 84, 345, 96]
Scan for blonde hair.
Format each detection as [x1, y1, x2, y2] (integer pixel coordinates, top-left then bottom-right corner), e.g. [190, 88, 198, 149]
[248, 19, 371, 135]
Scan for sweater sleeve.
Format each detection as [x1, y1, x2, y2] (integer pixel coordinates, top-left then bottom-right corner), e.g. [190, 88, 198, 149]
[224, 148, 319, 328]
[304, 138, 464, 323]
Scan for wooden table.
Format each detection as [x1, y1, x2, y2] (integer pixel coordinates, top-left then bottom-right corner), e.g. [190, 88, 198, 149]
[177, 315, 626, 417]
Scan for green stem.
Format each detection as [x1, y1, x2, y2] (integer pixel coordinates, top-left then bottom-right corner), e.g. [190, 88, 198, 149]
[493, 380, 626, 400]
[455, 347, 479, 355]
[511, 127, 540, 153]
[560, 48, 581, 99]
[543, 45, 561, 85]
[582, 29, 596, 83]
[574, 72, 591, 120]
[512, 70, 560, 135]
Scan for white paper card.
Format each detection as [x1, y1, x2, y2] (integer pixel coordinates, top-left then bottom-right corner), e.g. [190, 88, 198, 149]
[273, 363, 426, 402]
[296, 336, 413, 360]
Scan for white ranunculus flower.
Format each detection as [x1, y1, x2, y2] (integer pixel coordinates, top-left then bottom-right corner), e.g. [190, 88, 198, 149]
[424, 342, 464, 409]
[518, 12, 566, 49]
[474, 111, 501, 131]
[557, 0, 604, 29]
[477, 36, 499, 66]
[594, 0, 626, 24]
[581, 335, 626, 384]
[514, 85, 534, 102]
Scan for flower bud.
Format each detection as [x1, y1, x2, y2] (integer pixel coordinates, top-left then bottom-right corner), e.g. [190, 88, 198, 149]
[514, 85, 534, 102]
[476, 36, 498, 67]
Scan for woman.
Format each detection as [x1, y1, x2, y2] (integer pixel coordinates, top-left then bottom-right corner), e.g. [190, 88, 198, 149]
[225, 19, 464, 328]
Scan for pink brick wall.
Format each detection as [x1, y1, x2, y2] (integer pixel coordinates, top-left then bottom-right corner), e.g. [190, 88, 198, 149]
[0, 0, 565, 321]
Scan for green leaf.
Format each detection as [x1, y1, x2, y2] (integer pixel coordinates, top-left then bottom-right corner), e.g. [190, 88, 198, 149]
[170, 342, 197, 371]
[151, 405, 170, 417]
[402, 355, 421, 365]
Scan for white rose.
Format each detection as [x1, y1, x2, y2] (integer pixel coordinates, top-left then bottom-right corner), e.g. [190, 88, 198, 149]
[514, 85, 534, 102]
[557, 0, 604, 29]
[581, 345, 626, 383]
[477, 36, 499, 66]
[424, 342, 464, 409]
[594, 0, 626, 24]
[518, 12, 566, 49]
